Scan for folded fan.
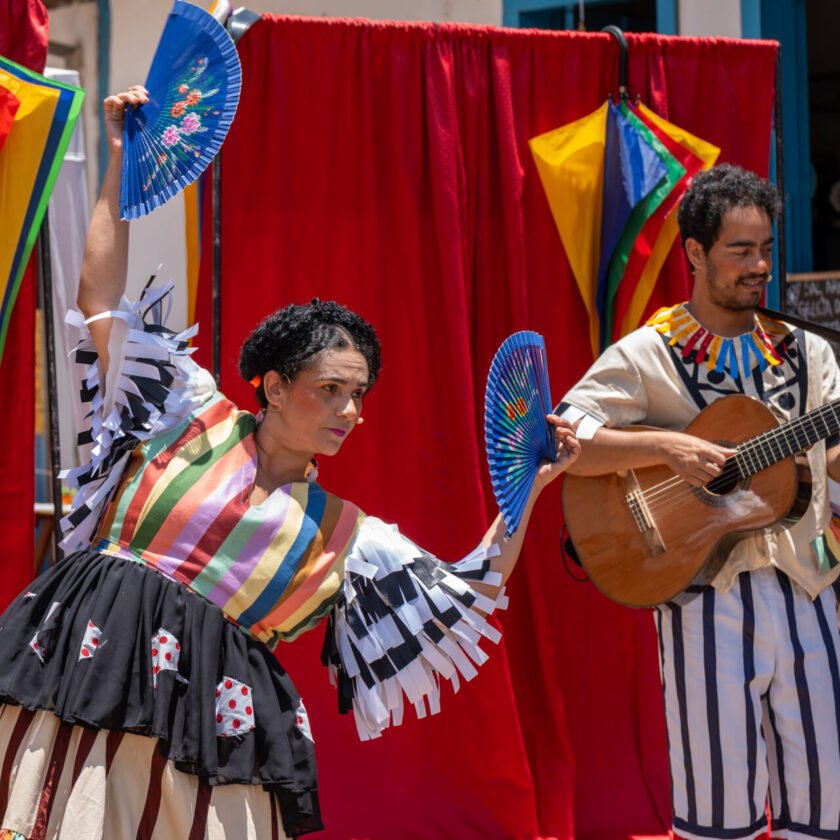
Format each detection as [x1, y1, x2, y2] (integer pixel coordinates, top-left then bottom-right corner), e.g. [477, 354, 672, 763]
[120, 0, 242, 220]
[484, 331, 556, 537]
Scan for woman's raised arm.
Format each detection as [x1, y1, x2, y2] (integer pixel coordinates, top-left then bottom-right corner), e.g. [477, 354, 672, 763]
[76, 86, 148, 373]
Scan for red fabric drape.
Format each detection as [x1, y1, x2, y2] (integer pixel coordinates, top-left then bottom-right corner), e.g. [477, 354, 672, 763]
[196, 20, 777, 838]
[0, 0, 48, 72]
[0, 1, 46, 610]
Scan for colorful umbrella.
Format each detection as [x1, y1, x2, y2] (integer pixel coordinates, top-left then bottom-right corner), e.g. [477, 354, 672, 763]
[530, 101, 680, 357]
[530, 99, 720, 354]
[0, 56, 84, 362]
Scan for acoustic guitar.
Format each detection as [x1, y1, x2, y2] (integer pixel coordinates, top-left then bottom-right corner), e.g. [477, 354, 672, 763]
[562, 393, 839, 607]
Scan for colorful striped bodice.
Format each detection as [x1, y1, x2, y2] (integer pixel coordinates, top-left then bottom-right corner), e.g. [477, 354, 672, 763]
[96, 393, 362, 647]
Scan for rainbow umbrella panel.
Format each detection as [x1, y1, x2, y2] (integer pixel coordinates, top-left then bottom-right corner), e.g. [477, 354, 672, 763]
[0, 56, 84, 362]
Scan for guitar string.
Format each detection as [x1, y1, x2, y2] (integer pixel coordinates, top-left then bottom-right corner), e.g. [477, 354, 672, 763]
[635, 401, 840, 514]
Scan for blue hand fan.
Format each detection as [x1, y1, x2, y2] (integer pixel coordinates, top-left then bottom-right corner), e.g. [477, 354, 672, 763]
[485, 331, 556, 537]
[120, 0, 242, 220]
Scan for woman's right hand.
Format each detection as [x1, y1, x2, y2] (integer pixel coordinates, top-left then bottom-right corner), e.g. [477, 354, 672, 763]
[103, 86, 149, 157]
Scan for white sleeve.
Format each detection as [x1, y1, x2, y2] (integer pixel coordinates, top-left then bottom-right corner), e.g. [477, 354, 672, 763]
[59, 281, 215, 554]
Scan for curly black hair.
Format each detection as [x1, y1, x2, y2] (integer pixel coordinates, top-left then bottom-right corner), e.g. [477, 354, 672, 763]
[677, 164, 781, 254]
[239, 299, 382, 408]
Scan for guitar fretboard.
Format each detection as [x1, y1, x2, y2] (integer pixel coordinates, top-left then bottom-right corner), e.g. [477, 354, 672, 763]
[733, 398, 840, 477]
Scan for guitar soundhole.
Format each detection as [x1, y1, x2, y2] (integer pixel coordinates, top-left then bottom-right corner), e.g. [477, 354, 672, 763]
[698, 446, 744, 503]
[704, 466, 740, 496]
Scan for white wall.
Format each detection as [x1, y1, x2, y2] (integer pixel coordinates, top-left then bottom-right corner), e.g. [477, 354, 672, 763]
[45, 3, 100, 215]
[678, 0, 741, 37]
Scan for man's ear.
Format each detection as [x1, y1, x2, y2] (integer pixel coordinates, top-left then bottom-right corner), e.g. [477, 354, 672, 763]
[684, 237, 706, 274]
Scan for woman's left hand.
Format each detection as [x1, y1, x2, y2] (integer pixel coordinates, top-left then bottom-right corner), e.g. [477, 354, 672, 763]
[534, 415, 581, 489]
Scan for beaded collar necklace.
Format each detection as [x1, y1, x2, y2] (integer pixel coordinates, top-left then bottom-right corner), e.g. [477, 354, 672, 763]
[646, 303, 784, 380]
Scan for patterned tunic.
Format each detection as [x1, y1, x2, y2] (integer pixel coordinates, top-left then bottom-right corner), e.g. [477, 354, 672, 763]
[560, 303, 840, 597]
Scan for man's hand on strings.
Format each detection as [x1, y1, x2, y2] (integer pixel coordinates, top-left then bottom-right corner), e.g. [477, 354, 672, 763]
[659, 431, 736, 488]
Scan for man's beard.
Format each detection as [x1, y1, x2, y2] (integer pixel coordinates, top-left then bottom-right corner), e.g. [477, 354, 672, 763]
[705, 261, 768, 312]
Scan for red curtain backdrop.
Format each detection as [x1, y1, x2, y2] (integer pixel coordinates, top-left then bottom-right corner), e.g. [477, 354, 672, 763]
[0, 1, 46, 610]
[196, 20, 777, 839]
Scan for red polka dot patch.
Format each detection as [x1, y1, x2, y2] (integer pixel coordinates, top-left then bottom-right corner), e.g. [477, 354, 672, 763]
[78, 619, 102, 661]
[295, 699, 314, 742]
[28, 633, 44, 663]
[215, 676, 256, 738]
[151, 626, 181, 689]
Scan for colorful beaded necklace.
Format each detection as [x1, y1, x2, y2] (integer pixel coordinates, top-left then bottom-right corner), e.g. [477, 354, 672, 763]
[646, 303, 784, 380]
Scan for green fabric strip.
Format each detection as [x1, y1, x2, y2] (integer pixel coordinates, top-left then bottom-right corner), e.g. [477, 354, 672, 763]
[812, 534, 839, 574]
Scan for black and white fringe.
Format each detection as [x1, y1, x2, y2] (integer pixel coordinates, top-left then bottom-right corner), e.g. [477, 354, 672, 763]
[322, 516, 508, 740]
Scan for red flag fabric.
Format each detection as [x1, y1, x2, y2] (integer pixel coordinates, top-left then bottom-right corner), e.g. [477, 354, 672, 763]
[0, 0, 46, 610]
[0, 260, 35, 609]
[195, 20, 777, 838]
[0, 84, 19, 151]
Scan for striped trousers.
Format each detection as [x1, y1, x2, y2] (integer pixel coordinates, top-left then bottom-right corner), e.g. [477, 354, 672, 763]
[656, 567, 840, 840]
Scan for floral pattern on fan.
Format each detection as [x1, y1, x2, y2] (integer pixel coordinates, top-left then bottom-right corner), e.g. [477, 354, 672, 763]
[120, 0, 242, 220]
[140, 57, 221, 192]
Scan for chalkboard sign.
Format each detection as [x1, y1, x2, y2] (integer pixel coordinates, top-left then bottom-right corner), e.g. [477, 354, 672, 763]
[786, 272, 840, 356]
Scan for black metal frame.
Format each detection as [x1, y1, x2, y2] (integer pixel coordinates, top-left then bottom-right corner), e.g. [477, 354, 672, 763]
[36, 214, 64, 564]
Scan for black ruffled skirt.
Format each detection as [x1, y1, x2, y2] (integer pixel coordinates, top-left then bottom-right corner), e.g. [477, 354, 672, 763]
[0, 549, 322, 837]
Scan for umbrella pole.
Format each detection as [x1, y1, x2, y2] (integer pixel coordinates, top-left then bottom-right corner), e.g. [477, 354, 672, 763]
[774, 48, 787, 309]
[36, 212, 64, 565]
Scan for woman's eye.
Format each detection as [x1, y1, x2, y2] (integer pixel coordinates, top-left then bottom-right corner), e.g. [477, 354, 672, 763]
[323, 384, 337, 393]
[353, 390, 366, 399]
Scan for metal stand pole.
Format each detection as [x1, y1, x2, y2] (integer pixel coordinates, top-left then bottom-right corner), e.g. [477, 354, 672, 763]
[212, 155, 222, 385]
[774, 48, 787, 310]
[210, 8, 262, 386]
[36, 212, 64, 565]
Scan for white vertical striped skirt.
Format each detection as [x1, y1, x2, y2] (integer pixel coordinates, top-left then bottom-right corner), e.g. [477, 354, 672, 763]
[656, 567, 840, 840]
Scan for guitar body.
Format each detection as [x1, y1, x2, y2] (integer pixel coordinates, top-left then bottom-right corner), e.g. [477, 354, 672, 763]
[562, 395, 798, 607]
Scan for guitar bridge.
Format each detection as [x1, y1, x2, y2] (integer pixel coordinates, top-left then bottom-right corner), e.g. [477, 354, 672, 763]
[622, 471, 666, 557]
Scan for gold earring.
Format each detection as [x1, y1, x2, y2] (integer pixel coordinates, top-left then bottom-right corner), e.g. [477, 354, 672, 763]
[356, 417, 365, 425]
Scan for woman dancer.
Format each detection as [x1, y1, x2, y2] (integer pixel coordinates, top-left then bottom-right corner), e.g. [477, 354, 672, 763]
[0, 87, 579, 839]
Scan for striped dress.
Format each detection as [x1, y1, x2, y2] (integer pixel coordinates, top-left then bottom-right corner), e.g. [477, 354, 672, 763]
[0, 286, 508, 839]
[97, 392, 362, 648]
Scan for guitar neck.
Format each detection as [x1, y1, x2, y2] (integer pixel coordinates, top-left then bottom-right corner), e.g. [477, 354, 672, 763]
[735, 398, 840, 477]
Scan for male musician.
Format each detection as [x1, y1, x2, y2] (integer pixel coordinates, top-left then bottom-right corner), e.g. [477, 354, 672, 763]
[560, 164, 840, 840]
